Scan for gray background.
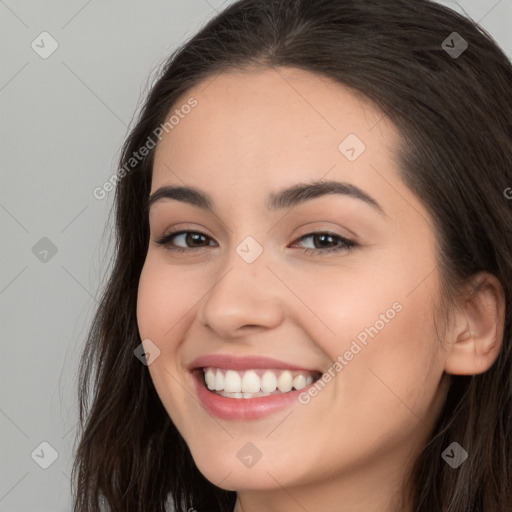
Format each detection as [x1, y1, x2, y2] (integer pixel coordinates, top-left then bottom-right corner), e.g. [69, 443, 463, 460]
[1, 1, 511, 510]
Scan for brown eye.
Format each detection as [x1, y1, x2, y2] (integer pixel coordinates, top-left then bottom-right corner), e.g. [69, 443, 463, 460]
[291, 232, 357, 256]
[156, 231, 217, 252]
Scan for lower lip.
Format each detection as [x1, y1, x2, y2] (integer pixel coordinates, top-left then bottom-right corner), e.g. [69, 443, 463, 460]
[191, 370, 313, 420]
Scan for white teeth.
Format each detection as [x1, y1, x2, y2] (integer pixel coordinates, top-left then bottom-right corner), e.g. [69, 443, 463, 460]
[216, 391, 272, 399]
[224, 370, 241, 392]
[243, 392, 271, 398]
[293, 374, 307, 390]
[202, 367, 318, 396]
[241, 370, 261, 393]
[277, 370, 293, 392]
[261, 371, 277, 393]
[205, 369, 216, 390]
[214, 370, 224, 391]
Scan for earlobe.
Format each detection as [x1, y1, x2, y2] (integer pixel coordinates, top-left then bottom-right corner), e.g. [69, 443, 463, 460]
[444, 272, 505, 376]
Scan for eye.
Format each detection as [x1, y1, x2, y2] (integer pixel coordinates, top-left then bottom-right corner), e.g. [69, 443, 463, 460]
[290, 232, 357, 255]
[155, 230, 217, 252]
[155, 229, 357, 256]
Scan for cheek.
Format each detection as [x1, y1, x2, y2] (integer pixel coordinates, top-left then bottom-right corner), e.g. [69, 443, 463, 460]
[326, 280, 444, 442]
[136, 255, 206, 340]
[136, 258, 199, 432]
[282, 261, 408, 357]
[297, 262, 443, 425]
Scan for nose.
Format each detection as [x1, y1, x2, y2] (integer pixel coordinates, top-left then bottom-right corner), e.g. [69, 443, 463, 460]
[197, 246, 285, 339]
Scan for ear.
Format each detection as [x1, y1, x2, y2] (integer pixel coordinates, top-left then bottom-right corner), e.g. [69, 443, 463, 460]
[444, 272, 506, 375]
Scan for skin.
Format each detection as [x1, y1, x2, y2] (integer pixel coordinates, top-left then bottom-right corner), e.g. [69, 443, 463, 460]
[136, 67, 505, 512]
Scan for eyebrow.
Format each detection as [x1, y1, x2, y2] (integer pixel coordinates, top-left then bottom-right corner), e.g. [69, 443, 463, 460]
[146, 179, 385, 215]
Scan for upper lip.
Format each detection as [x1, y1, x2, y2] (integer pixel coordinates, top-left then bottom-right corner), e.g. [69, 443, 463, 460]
[188, 354, 321, 373]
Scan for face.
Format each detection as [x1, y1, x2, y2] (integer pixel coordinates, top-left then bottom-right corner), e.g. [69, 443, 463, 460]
[137, 67, 451, 501]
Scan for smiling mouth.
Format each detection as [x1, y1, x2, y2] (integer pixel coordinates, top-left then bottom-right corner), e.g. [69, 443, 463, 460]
[198, 367, 323, 399]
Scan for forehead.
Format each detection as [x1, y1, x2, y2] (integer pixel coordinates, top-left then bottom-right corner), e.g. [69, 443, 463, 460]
[151, 66, 399, 204]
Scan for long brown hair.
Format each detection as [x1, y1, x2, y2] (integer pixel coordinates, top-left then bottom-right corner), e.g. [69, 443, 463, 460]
[72, 1, 512, 510]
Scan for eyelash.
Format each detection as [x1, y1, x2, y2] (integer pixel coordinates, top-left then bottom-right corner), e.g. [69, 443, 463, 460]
[155, 230, 357, 256]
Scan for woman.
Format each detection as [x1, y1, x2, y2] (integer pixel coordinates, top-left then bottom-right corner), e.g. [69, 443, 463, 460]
[72, 0, 512, 511]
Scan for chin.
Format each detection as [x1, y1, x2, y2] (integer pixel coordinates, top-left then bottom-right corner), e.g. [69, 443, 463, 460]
[190, 451, 293, 491]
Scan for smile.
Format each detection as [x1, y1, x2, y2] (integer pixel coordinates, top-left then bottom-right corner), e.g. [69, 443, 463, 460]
[203, 367, 320, 398]
[188, 354, 324, 419]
